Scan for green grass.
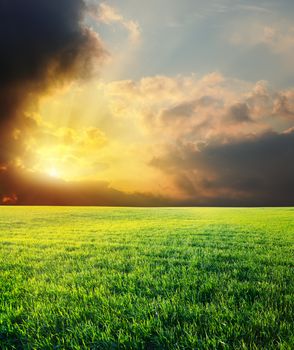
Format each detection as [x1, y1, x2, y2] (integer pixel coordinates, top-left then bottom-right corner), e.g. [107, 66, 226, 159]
[0, 207, 293, 349]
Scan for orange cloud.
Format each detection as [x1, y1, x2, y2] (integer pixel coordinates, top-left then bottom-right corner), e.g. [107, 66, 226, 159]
[90, 2, 141, 44]
[2, 194, 18, 205]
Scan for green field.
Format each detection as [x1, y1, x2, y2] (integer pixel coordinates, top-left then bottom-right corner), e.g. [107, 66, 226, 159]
[0, 207, 293, 349]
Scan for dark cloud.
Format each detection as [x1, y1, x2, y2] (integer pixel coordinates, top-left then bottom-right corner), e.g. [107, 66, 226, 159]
[0, 0, 105, 164]
[227, 103, 252, 123]
[151, 130, 294, 206]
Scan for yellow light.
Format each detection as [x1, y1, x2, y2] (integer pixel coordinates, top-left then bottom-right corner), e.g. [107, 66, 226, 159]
[48, 167, 59, 178]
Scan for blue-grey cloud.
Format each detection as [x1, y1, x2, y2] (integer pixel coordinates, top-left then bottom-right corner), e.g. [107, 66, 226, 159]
[151, 129, 294, 205]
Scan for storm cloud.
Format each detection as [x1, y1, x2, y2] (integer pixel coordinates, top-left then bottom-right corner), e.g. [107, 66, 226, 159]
[0, 0, 105, 165]
[151, 130, 294, 206]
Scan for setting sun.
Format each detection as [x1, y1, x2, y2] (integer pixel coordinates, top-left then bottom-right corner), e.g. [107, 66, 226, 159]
[48, 167, 59, 178]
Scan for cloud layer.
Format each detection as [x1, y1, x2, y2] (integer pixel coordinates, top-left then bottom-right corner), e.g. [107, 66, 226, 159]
[103, 74, 294, 205]
[2, 64, 294, 205]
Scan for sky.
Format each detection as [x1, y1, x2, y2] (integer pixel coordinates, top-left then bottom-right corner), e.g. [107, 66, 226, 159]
[0, 0, 294, 206]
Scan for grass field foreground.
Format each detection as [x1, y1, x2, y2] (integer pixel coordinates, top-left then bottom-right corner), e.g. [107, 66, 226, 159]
[0, 207, 293, 349]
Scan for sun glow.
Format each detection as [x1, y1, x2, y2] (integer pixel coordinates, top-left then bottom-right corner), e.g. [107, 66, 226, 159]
[48, 167, 60, 178]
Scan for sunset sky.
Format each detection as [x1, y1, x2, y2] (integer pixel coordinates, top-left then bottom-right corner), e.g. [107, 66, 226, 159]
[0, 0, 294, 206]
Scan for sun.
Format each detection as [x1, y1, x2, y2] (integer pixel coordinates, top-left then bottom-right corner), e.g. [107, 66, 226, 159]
[48, 167, 60, 178]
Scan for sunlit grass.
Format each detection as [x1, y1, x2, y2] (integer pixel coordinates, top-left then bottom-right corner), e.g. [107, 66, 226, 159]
[0, 207, 293, 349]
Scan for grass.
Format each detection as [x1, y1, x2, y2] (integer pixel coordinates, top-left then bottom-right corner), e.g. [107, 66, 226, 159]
[0, 207, 293, 349]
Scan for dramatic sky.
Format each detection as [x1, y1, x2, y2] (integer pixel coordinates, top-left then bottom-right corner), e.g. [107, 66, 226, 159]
[1, 0, 294, 206]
